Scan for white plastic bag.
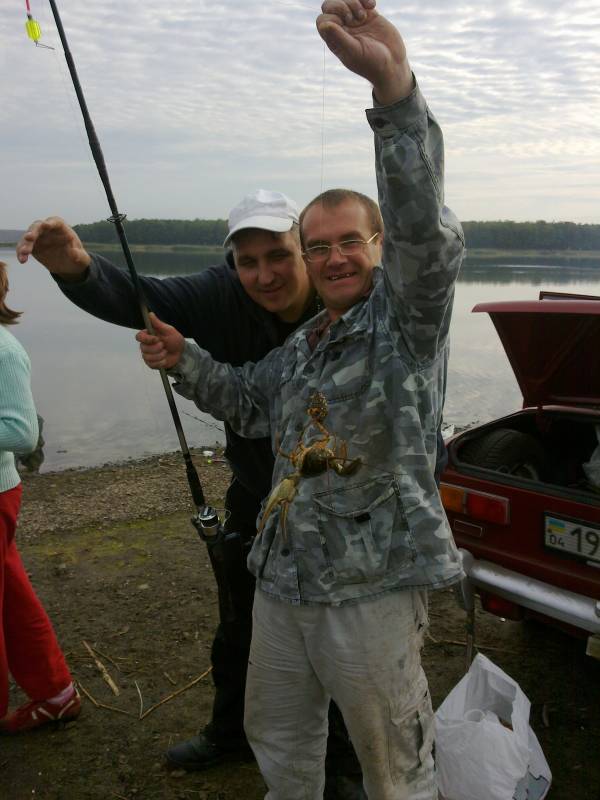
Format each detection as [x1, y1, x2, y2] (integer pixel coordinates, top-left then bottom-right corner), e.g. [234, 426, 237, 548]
[583, 425, 600, 489]
[435, 654, 551, 800]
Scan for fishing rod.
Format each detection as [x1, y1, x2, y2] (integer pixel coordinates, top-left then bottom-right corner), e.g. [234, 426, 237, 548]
[24, 1, 221, 541]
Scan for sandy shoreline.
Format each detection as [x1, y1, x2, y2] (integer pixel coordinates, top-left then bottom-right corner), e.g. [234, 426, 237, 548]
[18, 448, 230, 542]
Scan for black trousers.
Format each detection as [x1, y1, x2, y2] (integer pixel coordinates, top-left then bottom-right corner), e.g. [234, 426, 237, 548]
[202, 479, 361, 779]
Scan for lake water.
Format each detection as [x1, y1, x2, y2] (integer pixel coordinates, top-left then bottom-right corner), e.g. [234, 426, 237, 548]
[2, 246, 599, 472]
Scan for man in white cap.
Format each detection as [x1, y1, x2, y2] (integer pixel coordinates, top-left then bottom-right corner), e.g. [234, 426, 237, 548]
[16, 194, 367, 799]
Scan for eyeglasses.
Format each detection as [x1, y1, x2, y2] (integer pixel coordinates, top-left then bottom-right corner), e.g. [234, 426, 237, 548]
[302, 232, 380, 263]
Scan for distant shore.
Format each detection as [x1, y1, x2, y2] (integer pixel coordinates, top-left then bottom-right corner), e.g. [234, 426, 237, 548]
[0, 241, 224, 255]
[465, 248, 600, 263]
[85, 242, 224, 255]
[80, 244, 600, 262]
[2, 240, 599, 264]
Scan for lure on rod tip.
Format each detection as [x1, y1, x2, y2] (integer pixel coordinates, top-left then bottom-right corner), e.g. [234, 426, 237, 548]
[24, 0, 54, 49]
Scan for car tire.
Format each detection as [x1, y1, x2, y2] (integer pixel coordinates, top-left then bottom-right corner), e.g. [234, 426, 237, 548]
[458, 427, 546, 481]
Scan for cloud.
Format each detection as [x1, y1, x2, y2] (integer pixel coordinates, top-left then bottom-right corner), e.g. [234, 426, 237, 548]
[2, 0, 599, 225]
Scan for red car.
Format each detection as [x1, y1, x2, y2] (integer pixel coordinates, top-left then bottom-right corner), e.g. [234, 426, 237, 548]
[441, 291, 600, 659]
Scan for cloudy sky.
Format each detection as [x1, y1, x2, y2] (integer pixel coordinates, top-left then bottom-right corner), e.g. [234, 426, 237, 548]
[3, 0, 600, 228]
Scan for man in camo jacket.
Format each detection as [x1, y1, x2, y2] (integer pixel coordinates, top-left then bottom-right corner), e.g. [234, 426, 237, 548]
[137, 1, 465, 797]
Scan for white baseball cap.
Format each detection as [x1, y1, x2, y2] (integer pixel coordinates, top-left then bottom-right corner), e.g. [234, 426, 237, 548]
[224, 189, 299, 247]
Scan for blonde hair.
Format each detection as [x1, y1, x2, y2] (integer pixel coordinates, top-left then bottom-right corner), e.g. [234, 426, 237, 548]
[0, 261, 21, 324]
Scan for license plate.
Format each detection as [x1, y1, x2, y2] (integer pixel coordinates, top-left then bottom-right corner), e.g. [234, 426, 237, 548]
[544, 515, 600, 565]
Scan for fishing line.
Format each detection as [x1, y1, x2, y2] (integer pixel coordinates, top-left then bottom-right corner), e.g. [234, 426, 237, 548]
[320, 40, 327, 196]
[47, 35, 108, 204]
[24, 0, 208, 517]
[180, 409, 225, 435]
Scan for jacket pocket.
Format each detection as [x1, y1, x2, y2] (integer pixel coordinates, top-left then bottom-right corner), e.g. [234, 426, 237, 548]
[313, 475, 416, 584]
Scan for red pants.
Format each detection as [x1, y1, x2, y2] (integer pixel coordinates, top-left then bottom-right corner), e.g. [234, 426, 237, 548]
[0, 483, 72, 716]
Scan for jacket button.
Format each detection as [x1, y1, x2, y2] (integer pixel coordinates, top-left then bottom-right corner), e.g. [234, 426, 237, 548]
[281, 548, 290, 557]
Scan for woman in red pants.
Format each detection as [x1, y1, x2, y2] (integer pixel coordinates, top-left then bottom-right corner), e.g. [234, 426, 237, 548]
[0, 261, 80, 733]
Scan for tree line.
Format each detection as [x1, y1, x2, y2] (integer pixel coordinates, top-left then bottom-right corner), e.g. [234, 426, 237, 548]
[462, 221, 600, 250]
[73, 218, 228, 246]
[73, 218, 600, 250]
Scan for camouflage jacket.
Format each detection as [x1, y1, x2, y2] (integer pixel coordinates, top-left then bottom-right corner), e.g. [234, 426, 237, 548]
[173, 81, 465, 605]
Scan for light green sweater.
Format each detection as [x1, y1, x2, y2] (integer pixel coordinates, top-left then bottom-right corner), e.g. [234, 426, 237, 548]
[0, 325, 39, 493]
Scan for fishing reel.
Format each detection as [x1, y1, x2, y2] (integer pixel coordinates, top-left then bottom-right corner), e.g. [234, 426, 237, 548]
[192, 506, 225, 544]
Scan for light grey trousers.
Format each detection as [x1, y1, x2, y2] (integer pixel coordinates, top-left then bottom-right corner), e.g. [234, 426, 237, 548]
[244, 588, 437, 800]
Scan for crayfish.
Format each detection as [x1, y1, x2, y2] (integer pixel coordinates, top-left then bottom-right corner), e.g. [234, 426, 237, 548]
[257, 392, 361, 538]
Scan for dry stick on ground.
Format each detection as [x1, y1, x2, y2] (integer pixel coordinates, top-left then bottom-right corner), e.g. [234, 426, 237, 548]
[135, 680, 144, 719]
[77, 681, 134, 717]
[139, 667, 212, 721]
[63, 652, 97, 660]
[107, 626, 130, 638]
[163, 671, 177, 686]
[82, 640, 120, 696]
[90, 645, 123, 672]
[428, 637, 519, 655]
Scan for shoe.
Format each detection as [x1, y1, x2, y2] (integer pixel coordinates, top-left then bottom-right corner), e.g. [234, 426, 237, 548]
[165, 732, 254, 772]
[324, 774, 367, 800]
[0, 687, 81, 734]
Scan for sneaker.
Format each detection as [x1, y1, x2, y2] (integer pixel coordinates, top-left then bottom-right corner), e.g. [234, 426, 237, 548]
[0, 687, 81, 734]
[165, 732, 253, 772]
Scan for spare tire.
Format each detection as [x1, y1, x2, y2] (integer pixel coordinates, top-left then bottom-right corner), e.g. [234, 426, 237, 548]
[458, 428, 546, 481]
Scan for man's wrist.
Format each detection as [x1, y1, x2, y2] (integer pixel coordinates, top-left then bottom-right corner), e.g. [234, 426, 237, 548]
[372, 64, 414, 106]
[367, 76, 424, 137]
[168, 340, 202, 386]
[53, 266, 91, 284]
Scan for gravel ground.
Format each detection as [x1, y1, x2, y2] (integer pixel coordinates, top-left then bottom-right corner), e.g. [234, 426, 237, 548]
[0, 451, 597, 799]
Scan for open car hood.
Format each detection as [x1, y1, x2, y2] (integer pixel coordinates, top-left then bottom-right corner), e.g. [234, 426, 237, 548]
[473, 293, 600, 409]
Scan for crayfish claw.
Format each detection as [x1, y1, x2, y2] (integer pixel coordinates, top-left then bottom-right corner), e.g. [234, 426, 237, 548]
[331, 456, 362, 476]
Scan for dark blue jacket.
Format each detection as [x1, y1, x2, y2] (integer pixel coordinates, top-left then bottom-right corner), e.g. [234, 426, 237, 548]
[57, 252, 318, 511]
